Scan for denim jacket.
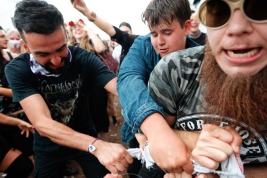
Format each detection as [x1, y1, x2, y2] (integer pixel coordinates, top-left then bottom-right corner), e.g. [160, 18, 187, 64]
[117, 33, 199, 143]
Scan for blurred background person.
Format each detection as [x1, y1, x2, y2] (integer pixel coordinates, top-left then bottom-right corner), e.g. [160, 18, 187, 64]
[0, 113, 34, 178]
[106, 39, 115, 54]
[64, 22, 72, 42]
[5, 29, 24, 55]
[119, 22, 132, 35]
[112, 41, 121, 65]
[0, 25, 34, 178]
[71, 0, 139, 66]
[187, 10, 206, 45]
[102, 40, 119, 127]
[69, 19, 105, 52]
[112, 22, 133, 65]
[1, 27, 18, 61]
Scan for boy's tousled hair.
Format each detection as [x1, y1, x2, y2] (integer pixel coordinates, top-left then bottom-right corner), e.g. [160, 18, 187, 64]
[14, 0, 64, 41]
[142, 0, 191, 29]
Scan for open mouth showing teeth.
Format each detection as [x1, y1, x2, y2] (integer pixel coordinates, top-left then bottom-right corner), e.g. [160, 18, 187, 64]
[227, 48, 260, 58]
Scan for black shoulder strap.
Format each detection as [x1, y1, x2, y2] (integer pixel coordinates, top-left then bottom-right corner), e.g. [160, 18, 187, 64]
[6, 51, 13, 61]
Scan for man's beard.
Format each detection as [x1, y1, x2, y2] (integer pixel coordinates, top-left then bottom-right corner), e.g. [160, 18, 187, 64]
[42, 57, 68, 74]
[201, 41, 267, 132]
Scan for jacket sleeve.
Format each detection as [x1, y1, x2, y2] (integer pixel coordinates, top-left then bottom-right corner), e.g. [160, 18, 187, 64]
[117, 35, 164, 143]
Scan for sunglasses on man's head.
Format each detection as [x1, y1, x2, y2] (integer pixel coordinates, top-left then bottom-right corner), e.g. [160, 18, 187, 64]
[195, 0, 267, 29]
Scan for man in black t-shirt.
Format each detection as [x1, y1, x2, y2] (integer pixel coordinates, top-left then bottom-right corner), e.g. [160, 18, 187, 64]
[5, 1, 132, 178]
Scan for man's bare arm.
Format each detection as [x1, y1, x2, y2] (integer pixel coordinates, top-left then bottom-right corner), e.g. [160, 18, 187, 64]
[0, 87, 13, 98]
[104, 77, 118, 96]
[165, 114, 199, 151]
[174, 129, 199, 151]
[140, 112, 194, 174]
[20, 93, 132, 173]
[163, 114, 242, 170]
[21, 94, 96, 150]
[0, 112, 34, 137]
[71, 0, 116, 37]
[83, 25, 105, 53]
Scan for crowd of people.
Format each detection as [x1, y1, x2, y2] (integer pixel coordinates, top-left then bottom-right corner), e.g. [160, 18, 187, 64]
[0, 0, 266, 178]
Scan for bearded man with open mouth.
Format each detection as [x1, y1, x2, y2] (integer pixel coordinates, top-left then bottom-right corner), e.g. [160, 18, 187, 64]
[147, 0, 267, 177]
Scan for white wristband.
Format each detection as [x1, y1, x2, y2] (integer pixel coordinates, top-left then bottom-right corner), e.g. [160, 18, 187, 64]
[88, 138, 99, 153]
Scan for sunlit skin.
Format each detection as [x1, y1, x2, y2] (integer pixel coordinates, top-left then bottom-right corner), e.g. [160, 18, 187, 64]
[207, 7, 267, 76]
[0, 30, 8, 50]
[150, 19, 190, 58]
[22, 26, 69, 73]
[7, 32, 21, 54]
[190, 13, 200, 35]
[71, 22, 86, 43]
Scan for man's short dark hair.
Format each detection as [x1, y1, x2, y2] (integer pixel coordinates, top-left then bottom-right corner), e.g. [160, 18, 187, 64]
[119, 22, 132, 30]
[14, 0, 64, 41]
[0, 26, 2, 30]
[142, 0, 191, 29]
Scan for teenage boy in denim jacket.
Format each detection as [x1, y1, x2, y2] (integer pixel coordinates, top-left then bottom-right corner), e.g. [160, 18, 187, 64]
[117, 0, 199, 176]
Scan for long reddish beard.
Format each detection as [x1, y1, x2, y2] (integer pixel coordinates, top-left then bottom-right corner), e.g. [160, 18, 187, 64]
[201, 41, 267, 132]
